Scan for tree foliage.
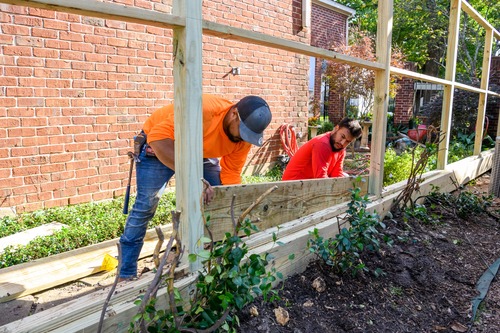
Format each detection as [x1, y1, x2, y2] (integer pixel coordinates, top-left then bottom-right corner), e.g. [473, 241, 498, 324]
[335, 0, 500, 80]
[325, 29, 405, 118]
[420, 82, 500, 137]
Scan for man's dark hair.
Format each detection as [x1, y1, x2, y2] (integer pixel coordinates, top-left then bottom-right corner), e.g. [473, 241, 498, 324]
[337, 117, 362, 138]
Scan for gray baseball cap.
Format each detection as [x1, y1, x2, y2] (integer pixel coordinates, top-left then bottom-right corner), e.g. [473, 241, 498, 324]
[236, 96, 272, 147]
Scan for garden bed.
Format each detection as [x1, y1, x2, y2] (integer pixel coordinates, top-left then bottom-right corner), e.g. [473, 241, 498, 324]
[237, 174, 500, 332]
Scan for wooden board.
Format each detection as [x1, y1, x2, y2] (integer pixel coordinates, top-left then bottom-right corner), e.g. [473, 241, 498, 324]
[0, 268, 194, 333]
[204, 176, 367, 241]
[0, 222, 66, 253]
[0, 225, 172, 303]
[0, 0, 185, 29]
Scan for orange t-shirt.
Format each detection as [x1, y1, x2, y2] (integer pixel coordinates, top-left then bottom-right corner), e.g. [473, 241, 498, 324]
[142, 94, 251, 185]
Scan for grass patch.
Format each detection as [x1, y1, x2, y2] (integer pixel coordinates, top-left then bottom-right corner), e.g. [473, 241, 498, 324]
[242, 164, 283, 184]
[0, 192, 175, 268]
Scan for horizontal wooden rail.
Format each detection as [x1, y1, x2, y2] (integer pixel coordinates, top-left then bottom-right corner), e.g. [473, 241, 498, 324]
[205, 176, 368, 241]
[202, 21, 384, 71]
[0, 0, 383, 71]
[461, 0, 500, 39]
[390, 67, 500, 97]
[2, 1, 496, 101]
[0, 177, 366, 303]
[0, 0, 185, 28]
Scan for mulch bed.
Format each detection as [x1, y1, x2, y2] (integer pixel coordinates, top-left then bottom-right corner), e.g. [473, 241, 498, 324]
[238, 175, 500, 333]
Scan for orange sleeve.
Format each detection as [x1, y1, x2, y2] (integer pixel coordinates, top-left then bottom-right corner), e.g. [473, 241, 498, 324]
[143, 104, 175, 143]
[219, 144, 251, 185]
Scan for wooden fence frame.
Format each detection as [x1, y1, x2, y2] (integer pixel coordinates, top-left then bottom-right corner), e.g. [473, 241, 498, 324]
[0, 0, 499, 331]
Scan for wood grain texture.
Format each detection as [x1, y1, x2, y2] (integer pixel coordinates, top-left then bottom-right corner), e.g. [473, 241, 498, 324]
[0, 222, 66, 253]
[204, 177, 367, 241]
[0, 154, 492, 332]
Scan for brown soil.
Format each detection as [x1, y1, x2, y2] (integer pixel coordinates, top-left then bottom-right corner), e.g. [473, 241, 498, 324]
[237, 174, 500, 333]
[1, 174, 499, 332]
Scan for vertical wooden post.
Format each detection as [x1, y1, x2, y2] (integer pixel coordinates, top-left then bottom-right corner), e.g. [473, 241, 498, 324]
[438, 0, 461, 169]
[369, 0, 392, 196]
[473, 28, 493, 155]
[172, 0, 203, 272]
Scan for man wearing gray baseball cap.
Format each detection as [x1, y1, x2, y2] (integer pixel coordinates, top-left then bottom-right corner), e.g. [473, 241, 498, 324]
[237, 95, 272, 147]
[119, 94, 272, 281]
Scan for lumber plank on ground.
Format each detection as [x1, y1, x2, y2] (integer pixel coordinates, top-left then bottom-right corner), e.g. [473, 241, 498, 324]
[0, 225, 172, 303]
[205, 176, 367, 241]
[0, 222, 67, 253]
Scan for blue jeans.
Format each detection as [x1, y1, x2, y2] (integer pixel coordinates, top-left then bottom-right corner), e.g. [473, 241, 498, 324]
[119, 146, 221, 279]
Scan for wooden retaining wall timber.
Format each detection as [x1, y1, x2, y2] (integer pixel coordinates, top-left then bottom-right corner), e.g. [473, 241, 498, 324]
[205, 176, 368, 241]
[0, 150, 493, 332]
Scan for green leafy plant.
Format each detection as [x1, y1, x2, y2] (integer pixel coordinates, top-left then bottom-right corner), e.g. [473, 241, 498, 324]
[317, 119, 334, 135]
[242, 164, 283, 184]
[425, 185, 493, 219]
[308, 182, 390, 276]
[403, 204, 440, 224]
[130, 187, 282, 333]
[383, 147, 437, 186]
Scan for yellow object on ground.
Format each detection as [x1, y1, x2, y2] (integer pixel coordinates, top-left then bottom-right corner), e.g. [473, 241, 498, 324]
[101, 253, 118, 271]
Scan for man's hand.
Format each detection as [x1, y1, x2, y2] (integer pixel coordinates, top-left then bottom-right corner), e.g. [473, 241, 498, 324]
[201, 178, 215, 205]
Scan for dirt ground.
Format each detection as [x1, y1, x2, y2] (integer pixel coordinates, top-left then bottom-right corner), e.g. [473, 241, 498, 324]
[0, 174, 499, 332]
[238, 174, 500, 333]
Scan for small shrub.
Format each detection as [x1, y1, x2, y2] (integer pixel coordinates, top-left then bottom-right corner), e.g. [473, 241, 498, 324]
[403, 204, 440, 224]
[425, 185, 493, 219]
[131, 218, 281, 332]
[384, 147, 437, 186]
[308, 183, 391, 276]
[317, 119, 334, 135]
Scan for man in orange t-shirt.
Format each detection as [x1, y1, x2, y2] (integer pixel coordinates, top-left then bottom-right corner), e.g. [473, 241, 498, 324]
[282, 118, 361, 181]
[119, 94, 272, 280]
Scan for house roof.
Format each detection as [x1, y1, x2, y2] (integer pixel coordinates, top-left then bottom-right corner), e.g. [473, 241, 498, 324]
[312, 0, 356, 17]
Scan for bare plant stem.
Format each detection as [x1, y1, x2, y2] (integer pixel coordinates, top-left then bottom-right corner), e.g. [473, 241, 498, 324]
[97, 243, 122, 333]
[137, 211, 182, 332]
[392, 127, 443, 211]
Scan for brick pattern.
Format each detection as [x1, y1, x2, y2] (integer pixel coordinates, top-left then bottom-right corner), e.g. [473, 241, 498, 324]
[310, 3, 348, 124]
[0, 0, 310, 213]
[394, 62, 416, 124]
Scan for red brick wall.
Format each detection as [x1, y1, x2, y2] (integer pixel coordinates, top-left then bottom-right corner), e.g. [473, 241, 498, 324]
[310, 2, 348, 124]
[393, 63, 417, 124]
[0, 0, 310, 213]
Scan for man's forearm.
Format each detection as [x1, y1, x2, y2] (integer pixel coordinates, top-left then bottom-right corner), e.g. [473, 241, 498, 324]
[149, 138, 176, 170]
